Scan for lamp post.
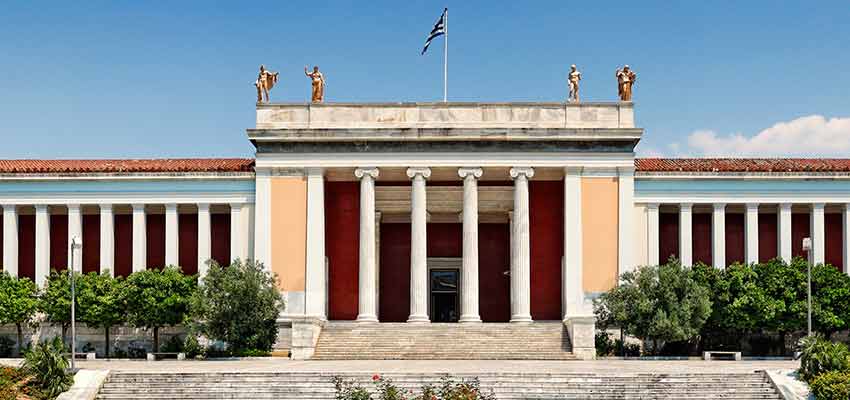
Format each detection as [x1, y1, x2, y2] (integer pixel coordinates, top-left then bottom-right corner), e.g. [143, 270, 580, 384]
[69, 236, 82, 370]
[802, 237, 813, 337]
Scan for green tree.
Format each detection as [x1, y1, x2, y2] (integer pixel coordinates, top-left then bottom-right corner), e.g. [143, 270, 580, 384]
[122, 266, 196, 352]
[190, 260, 284, 353]
[0, 272, 39, 356]
[810, 263, 850, 337]
[40, 270, 75, 343]
[77, 272, 125, 358]
[595, 259, 712, 354]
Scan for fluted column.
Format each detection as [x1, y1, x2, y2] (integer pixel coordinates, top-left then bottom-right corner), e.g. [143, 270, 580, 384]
[843, 204, 850, 276]
[509, 167, 534, 323]
[67, 204, 83, 272]
[229, 203, 243, 263]
[458, 167, 483, 323]
[2, 205, 18, 277]
[646, 203, 659, 266]
[679, 203, 693, 266]
[778, 203, 793, 262]
[407, 167, 431, 323]
[745, 203, 759, 264]
[355, 167, 379, 323]
[197, 203, 211, 277]
[34, 205, 50, 287]
[99, 204, 114, 276]
[305, 167, 327, 319]
[712, 203, 726, 269]
[131, 204, 146, 273]
[811, 203, 825, 264]
[165, 204, 179, 266]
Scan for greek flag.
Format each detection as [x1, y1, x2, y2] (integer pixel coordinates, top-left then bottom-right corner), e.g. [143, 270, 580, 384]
[421, 8, 447, 55]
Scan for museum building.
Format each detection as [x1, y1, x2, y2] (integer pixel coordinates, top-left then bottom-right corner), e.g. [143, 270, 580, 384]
[2, 101, 849, 359]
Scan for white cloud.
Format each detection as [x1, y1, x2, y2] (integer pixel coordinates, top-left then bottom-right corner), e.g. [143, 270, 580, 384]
[676, 115, 850, 157]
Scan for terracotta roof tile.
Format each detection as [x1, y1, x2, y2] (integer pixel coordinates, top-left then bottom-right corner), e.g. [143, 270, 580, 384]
[0, 159, 255, 174]
[635, 158, 850, 173]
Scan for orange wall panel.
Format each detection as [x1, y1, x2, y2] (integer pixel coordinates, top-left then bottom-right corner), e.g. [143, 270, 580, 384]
[270, 177, 307, 291]
[581, 177, 619, 293]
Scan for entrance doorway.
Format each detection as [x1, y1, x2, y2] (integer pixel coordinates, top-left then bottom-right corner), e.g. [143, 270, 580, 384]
[430, 269, 459, 322]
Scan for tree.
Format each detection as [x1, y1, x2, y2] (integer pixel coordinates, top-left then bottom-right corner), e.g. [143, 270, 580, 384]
[0, 272, 39, 356]
[190, 260, 284, 353]
[122, 266, 196, 352]
[810, 263, 850, 337]
[595, 259, 712, 354]
[40, 270, 75, 343]
[77, 272, 125, 358]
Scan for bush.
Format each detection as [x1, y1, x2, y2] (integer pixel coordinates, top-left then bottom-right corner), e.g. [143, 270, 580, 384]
[77, 272, 125, 358]
[123, 266, 196, 353]
[0, 272, 40, 356]
[190, 260, 284, 353]
[331, 374, 495, 400]
[22, 337, 73, 398]
[798, 335, 850, 382]
[810, 371, 850, 400]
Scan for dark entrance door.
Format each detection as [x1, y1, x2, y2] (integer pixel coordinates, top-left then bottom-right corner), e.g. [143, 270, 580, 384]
[430, 269, 459, 322]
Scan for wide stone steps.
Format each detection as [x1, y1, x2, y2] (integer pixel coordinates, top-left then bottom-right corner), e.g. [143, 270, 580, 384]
[97, 372, 783, 400]
[312, 321, 574, 360]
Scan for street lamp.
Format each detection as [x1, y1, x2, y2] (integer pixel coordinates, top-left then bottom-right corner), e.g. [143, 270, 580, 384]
[802, 237, 813, 337]
[69, 236, 82, 371]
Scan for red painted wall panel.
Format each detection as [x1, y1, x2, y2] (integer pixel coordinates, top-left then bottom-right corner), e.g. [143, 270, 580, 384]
[479, 223, 511, 322]
[17, 215, 35, 281]
[146, 214, 165, 269]
[692, 213, 712, 266]
[427, 223, 462, 256]
[529, 181, 563, 320]
[792, 213, 810, 259]
[759, 213, 778, 262]
[725, 213, 745, 265]
[49, 215, 68, 272]
[82, 215, 100, 274]
[179, 213, 199, 275]
[659, 212, 679, 264]
[825, 213, 843, 270]
[326, 182, 360, 320]
[210, 214, 230, 266]
[379, 223, 411, 322]
[113, 215, 133, 277]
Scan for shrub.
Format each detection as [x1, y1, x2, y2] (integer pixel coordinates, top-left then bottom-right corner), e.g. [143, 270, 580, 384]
[798, 335, 850, 382]
[190, 260, 284, 353]
[77, 272, 125, 358]
[331, 374, 495, 400]
[41, 270, 77, 344]
[810, 371, 850, 400]
[123, 266, 196, 352]
[0, 272, 40, 356]
[22, 337, 73, 398]
[182, 334, 205, 359]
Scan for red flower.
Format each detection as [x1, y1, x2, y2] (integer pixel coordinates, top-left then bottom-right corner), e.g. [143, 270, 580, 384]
[372, 374, 381, 381]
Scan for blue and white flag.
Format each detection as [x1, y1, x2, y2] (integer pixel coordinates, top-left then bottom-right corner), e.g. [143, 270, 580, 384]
[421, 8, 447, 55]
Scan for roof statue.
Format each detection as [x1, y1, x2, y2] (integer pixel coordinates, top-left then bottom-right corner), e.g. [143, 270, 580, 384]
[615, 65, 637, 101]
[567, 64, 582, 103]
[305, 65, 326, 103]
[254, 65, 279, 104]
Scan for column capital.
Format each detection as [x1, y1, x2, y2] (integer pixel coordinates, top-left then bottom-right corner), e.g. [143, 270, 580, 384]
[458, 167, 483, 179]
[229, 203, 244, 211]
[745, 203, 760, 211]
[617, 166, 636, 176]
[845, 203, 850, 212]
[197, 203, 210, 212]
[646, 203, 660, 211]
[779, 203, 793, 211]
[99, 203, 114, 212]
[354, 167, 380, 180]
[812, 203, 826, 211]
[680, 203, 693, 211]
[34, 204, 48, 212]
[165, 203, 178, 211]
[305, 167, 325, 177]
[67, 203, 81, 212]
[712, 203, 726, 211]
[564, 166, 583, 176]
[509, 167, 535, 179]
[131, 203, 146, 212]
[406, 167, 432, 180]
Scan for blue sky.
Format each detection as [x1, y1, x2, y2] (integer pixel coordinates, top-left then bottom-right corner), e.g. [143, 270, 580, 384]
[1, 1, 848, 159]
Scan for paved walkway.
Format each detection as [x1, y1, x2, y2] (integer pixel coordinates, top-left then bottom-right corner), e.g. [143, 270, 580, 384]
[1, 358, 799, 374]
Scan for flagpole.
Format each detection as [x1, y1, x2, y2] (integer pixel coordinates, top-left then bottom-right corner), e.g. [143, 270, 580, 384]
[443, 8, 448, 103]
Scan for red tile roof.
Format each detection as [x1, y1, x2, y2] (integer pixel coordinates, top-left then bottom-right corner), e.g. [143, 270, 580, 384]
[635, 158, 850, 173]
[0, 159, 255, 174]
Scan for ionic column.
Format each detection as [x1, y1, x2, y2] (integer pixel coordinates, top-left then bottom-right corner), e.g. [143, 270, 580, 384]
[99, 204, 115, 276]
[2, 205, 18, 277]
[679, 203, 693, 266]
[229, 203, 243, 263]
[563, 167, 584, 318]
[712, 203, 726, 269]
[843, 204, 850, 276]
[131, 204, 146, 273]
[646, 203, 659, 266]
[34, 205, 50, 287]
[778, 203, 793, 262]
[305, 167, 327, 319]
[458, 167, 483, 323]
[165, 204, 179, 267]
[509, 167, 534, 323]
[67, 204, 83, 272]
[745, 203, 759, 264]
[811, 203, 825, 264]
[355, 167, 379, 323]
[407, 167, 431, 323]
[617, 167, 635, 276]
[197, 203, 212, 277]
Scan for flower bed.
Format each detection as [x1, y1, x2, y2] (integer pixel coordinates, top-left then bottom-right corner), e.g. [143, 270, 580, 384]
[0, 366, 50, 400]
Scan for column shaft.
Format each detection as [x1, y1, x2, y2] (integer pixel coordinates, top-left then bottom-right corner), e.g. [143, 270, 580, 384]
[100, 204, 115, 276]
[164, 204, 179, 266]
[355, 168, 379, 322]
[563, 167, 584, 318]
[458, 167, 482, 323]
[131, 204, 146, 273]
[34, 205, 50, 287]
[67, 204, 83, 272]
[229, 203, 243, 263]
[2, 205, 18, 277]
[407, 167, 431, 323]
[617, 167, 635, 276]
[745, 203, 759, 264]
[305, 168, 327, 319]
[712, 203, 726, 269]
[679, 203, 693, 266]
[778, 203, 793, 262]
[811, 203, 825, 264]
[843, 204, 850, 276]
[646, 204, 659, 266]
[509, 167, 534, 323]
[197, 203, 212, 277]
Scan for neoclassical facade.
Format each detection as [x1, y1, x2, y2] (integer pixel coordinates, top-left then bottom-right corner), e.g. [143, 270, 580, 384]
[2, 102, 849, 359]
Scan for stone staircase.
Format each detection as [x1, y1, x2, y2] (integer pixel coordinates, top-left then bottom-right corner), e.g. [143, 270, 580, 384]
[96, 371, 783, 399]
[311, 321, 575, 360]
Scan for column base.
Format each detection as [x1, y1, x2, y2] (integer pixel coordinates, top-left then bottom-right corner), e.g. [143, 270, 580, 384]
[355, 314, 379, 323]
[406, 315, 430, 323]
[458, 315, 482, 323]
[509, 315, 533, 324]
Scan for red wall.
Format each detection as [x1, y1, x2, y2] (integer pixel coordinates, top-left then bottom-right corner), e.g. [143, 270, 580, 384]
[326, 182, 360, 320]
[725, 213, 745, 265]
[792, 213, 810, 258]
[179, 213, 199, 275]
[146, 214, 165, 269]
[692, 213, 712, 266]
[659, 212, 679, 263]
[210, 213, 231, 266]
[113, 214, 133, 277]
[479, 223, 511, 322]
[759, 213, 778, 262]
[825, 213, 843, 270]
[49, 215, 68, 272]
[529, 181, 563, 320]
[82, 215, 100, 274]
[18, 215, 35, 281]
[379, 223, 411, 322]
